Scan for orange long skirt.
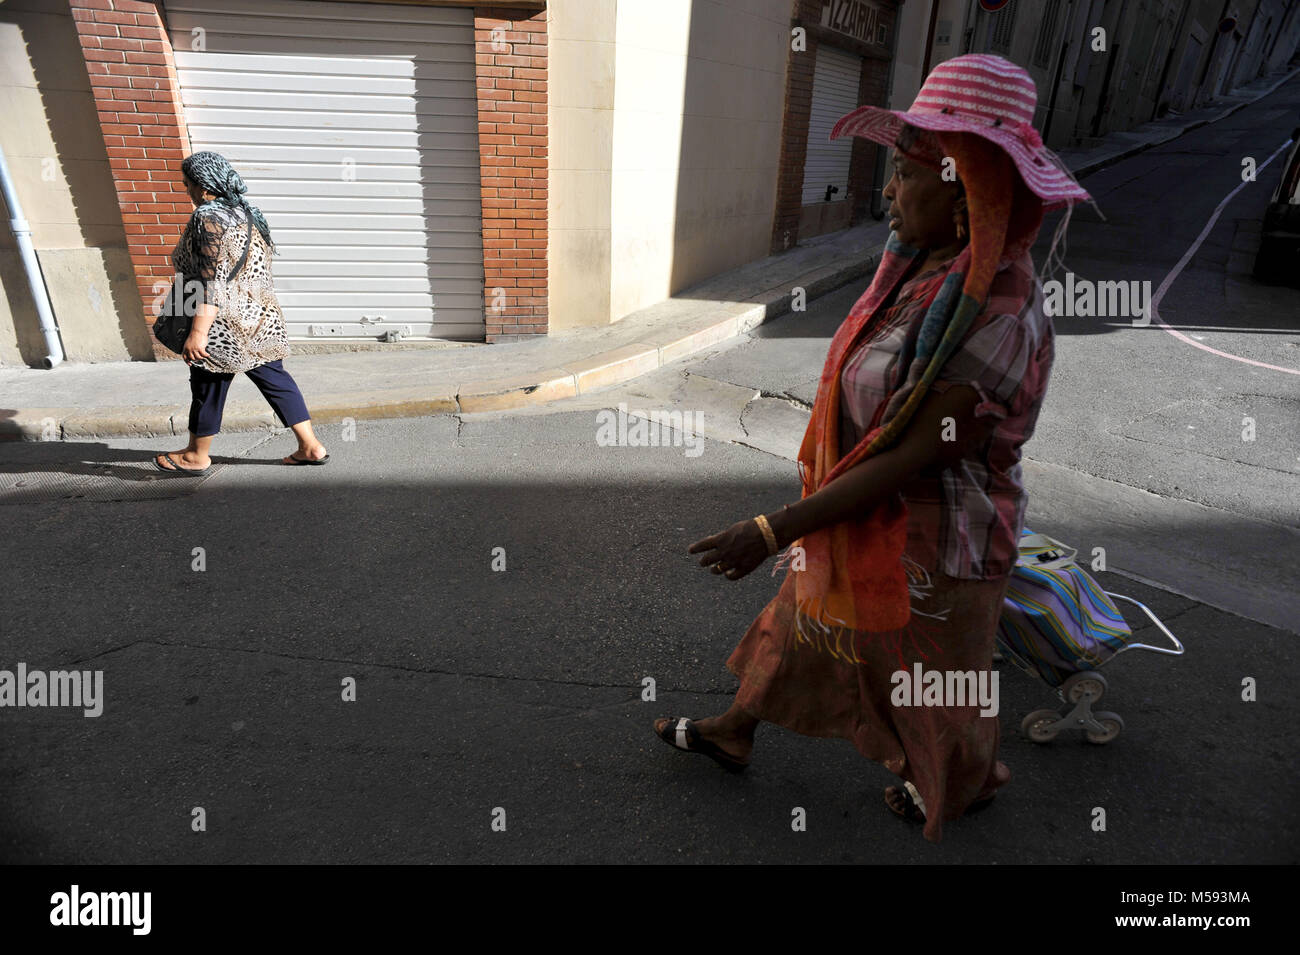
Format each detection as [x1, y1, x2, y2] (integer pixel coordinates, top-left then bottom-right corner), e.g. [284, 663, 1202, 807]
[726, 567, 1013, 843]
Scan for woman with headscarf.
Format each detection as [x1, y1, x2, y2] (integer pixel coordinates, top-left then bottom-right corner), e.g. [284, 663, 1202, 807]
[654, 55, 1094, 842]
[154, 151, 329, 474]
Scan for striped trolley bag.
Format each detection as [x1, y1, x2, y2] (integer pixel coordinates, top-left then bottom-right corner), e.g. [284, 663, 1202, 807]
[996, 530, 1183, 745]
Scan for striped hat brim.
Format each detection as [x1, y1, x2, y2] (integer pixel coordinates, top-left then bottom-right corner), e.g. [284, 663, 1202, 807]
[830, 105, 1091, 210]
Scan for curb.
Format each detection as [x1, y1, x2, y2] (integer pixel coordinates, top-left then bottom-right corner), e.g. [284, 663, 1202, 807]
[17, 69, 1292, 443]
[1, 250, 879, 441]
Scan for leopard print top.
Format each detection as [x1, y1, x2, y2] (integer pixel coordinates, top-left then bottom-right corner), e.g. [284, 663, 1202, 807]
[171, 204, 290, 374]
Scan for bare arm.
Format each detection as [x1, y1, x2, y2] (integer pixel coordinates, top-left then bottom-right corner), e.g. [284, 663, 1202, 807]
[184, 214, 224, 363]
[689, 383, 994, 579]
[768, 383, 989, 547]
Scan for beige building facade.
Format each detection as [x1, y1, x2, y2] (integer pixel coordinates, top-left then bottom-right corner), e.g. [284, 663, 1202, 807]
[548, 0, 792, 330]
[2, 0, 902, 358]
[7, 0, 895, 356]
[8, 0, 1296, 365]
[1, 0, 154, 365]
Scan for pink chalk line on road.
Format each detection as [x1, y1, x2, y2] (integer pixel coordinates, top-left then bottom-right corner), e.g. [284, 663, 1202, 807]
[1149, 136, 1299, 376]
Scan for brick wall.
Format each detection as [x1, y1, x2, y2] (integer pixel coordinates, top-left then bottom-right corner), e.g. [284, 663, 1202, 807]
[474, 6, 548, 342]
[771, 0, 823, 253]
[69, 0, 191, 357]
[771, 0, 899, 252]
[70, 0, 549, 353]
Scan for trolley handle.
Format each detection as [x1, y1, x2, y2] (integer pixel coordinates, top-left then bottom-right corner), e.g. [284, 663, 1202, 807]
[1105, 592, 1185, 656]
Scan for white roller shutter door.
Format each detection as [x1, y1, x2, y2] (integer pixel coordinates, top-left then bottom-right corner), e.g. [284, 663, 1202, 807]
[165, 0, 484, 341]
[801, 45, 863, 206]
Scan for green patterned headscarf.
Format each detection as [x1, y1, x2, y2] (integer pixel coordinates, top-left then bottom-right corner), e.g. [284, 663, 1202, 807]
[181, 151, 273, 277]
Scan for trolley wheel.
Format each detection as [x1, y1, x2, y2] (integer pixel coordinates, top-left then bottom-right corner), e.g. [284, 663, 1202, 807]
[1085, 711, 1125, 744]
[1021, 709, 1063, 743]
[1064, 670, 1109, 703]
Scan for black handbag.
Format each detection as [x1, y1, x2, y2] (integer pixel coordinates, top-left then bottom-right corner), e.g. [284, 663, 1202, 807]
[153, 275, 193, 354]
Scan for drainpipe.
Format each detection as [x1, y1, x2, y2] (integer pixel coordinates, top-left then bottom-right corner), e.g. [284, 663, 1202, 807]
[0, 145, 64, 368]
[871, 1, 904, 219]
[921, 0, 941, 75]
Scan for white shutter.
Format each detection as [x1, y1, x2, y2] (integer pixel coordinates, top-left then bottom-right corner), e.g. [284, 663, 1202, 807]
[165, 0, 484, 341]
[801, 45, 862, 206]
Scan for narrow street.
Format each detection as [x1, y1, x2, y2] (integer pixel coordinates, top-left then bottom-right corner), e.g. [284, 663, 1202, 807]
[2, 75, 1296, 865]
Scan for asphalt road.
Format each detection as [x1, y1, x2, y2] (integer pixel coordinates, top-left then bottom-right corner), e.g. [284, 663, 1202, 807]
[1, 76, 1297, 865]
[0, 410, 1294, 863]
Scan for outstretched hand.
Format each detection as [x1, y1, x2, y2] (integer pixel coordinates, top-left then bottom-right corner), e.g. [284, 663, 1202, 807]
[689, 520, 769, 581]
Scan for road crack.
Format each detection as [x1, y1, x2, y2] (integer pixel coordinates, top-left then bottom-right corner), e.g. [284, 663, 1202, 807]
[57, 639, 740, 698]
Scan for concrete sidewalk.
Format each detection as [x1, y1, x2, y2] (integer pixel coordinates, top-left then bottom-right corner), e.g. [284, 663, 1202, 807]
[4, 63, 1296, 442]
[0, 222, 887, 440]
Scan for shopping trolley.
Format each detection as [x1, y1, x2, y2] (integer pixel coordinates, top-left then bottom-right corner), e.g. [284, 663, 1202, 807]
[994, 531, 1184, 744]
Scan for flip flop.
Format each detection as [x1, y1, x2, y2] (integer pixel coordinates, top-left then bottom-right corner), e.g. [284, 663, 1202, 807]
[155, 452, 208, 476]
[284, 452, 329, 466]
[654, 717, 750, 773]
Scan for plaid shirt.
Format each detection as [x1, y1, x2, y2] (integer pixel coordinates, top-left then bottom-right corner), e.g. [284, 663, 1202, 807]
[839, 251, 1053, 580]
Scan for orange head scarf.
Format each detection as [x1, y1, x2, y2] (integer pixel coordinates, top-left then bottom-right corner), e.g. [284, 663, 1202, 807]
[788, 131, 1044, 641]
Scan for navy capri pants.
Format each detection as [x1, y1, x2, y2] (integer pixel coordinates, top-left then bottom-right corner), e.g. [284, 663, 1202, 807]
[188, 359, 311, 437]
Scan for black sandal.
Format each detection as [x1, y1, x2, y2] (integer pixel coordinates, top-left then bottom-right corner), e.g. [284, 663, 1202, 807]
[885, 782, 996, 824]
[654, 717, 750, 773]
[885, 783, 928, 823]
[155, 452, 208, 476]
[284, 452, 329, 466]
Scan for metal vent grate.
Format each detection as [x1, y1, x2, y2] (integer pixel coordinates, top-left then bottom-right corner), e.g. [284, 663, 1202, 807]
[0, 457, 224, 505]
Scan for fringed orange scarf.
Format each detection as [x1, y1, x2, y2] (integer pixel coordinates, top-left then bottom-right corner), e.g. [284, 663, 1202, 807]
[789, 133, 1042, 638]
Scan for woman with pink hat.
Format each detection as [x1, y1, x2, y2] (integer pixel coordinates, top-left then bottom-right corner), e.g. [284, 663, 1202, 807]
[655, 55, 1093, 842]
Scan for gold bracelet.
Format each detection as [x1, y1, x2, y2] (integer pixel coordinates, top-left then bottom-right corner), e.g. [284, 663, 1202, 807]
[753, 514, 778, 556]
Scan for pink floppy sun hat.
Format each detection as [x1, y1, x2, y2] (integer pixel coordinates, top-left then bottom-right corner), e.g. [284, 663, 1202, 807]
[830, 54, 1091, 211]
